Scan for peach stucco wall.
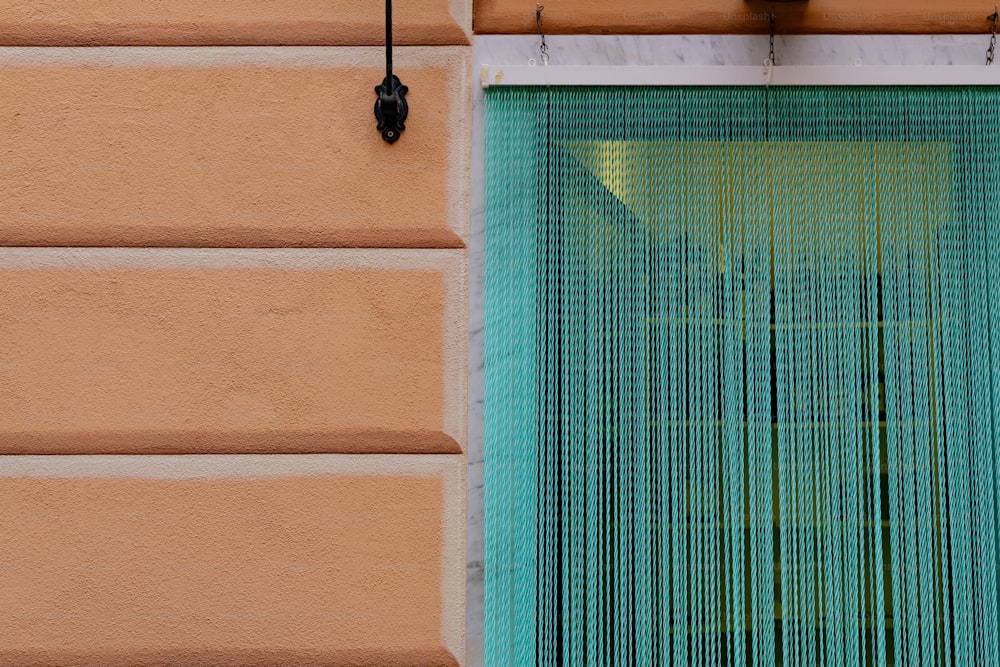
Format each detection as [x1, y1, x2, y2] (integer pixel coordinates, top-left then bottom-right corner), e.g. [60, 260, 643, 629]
[0, 48, 469, 248]
[0, 474, 447, 664]
[475, 0, 996, 34]
[0, 251, 465, 454]
[0, 455, 465, 666]
[0, 0, 470, 45]
[0, 1, 470, 665]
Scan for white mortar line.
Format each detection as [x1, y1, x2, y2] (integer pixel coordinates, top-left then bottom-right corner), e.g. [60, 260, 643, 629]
[0, 45, 470, 68]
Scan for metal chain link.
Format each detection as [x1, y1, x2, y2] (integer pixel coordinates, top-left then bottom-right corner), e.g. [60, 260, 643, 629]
[988, 6, 998, 66]
[768, 13, 777, 66]
[536, 4, 550, 65]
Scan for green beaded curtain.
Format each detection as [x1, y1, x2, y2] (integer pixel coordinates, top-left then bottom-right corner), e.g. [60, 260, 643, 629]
[483, 86, 1000, 667]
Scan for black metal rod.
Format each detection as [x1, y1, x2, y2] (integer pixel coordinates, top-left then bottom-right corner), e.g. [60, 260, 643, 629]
[386, 0, 394, 94]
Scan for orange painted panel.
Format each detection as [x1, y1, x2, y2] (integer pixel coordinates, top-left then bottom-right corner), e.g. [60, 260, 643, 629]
[0, 48, 469, 248]
[475, 0, 996, 34]
[0, 463, 460, 666]
[0, 0, 468, 46]
[0, 250, 465, 454]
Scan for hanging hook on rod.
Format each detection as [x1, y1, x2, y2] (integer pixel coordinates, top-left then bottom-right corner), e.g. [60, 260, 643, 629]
[768, 12, 777, 66]
[754, 0, 808, 67]
[988, 5, 998, 66]
[761, 11, 777, 85]
[374, 0, 408, 143]
[536, 4, 550, 65]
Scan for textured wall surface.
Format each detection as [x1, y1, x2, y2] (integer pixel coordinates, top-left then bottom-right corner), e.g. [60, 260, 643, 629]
[0, 48, 469, 247]
[475, 0, 998, 34]
[0, 250, 465, 455]
[0, 456, 464, 667]
[0, 1, 470, 664]
[0, 0, 470, 45]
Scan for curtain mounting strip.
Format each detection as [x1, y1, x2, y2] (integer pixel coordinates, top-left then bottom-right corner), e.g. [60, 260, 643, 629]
[480, 65, 1000, 88]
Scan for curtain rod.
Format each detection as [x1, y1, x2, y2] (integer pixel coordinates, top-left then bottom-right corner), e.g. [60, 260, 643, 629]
[481, 65, 1000, 88]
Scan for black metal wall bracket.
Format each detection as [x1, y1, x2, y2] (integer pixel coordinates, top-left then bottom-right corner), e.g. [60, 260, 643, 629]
[375, 0, 407, 144]
[374, 75, 408, 144]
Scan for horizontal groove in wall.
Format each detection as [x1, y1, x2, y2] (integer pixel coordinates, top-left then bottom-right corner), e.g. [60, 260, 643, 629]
[0, 453, 461, 478]
[0, 45, 468, 67]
